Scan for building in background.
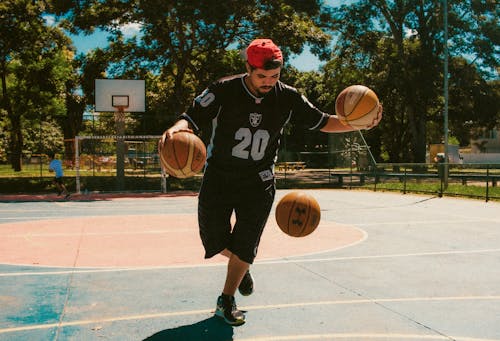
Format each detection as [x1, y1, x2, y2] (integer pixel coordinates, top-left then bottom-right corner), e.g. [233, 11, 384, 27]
[463, 127, 500, 164]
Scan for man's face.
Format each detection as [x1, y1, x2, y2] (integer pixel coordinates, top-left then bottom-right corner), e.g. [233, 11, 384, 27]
[245, 64, 281, 97]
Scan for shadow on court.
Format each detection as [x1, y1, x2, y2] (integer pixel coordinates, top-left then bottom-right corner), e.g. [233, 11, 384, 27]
[143, 316, 234, 341]
[1, 190, 499, 340]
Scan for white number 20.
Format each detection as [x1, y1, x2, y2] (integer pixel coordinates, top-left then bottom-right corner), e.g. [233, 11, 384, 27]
[232, 128, 270, 161]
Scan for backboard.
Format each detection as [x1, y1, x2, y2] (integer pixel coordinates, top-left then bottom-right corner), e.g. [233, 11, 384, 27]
[95, 79, 145, 112]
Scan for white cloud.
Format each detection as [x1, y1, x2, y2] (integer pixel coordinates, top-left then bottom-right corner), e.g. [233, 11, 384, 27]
[405, 28, 418, 38]
[120, 22, 142, 37]
[43, 14, 56, 27]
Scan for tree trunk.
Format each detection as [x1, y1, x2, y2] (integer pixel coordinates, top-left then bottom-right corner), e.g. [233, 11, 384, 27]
[1, 60, 23, 171]
[9, 113, 23, 171]
[61, 93, 85, 168]
[407, 105, 427, 163]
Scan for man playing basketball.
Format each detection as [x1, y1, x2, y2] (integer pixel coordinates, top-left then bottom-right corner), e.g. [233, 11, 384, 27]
[160, 38, 382, 325]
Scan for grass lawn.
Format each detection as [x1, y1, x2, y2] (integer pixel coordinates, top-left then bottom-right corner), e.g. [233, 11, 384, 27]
[1, 164, 499, 201]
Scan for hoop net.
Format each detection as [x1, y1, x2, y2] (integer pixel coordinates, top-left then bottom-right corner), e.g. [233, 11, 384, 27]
[74, 135, 163, 194]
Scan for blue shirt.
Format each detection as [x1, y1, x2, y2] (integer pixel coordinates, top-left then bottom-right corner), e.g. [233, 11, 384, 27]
[49, 159, 64, 178]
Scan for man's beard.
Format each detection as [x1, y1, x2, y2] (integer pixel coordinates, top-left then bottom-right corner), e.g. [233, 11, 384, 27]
[256, 86, 273, 97]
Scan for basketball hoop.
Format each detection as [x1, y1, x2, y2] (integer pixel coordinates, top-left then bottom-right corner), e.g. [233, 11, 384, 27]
[95, 79, 145, 113]
[112, 95, 129, 122]
[112, 95, 129, 109]
[94, 79, 145, 191]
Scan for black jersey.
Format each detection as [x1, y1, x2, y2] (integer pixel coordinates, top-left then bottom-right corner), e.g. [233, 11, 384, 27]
[181, 74, 329, 175]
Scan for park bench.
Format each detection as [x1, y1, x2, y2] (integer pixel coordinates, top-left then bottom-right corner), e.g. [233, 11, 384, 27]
[128, 157, 146, 169]
[276, 162, 306, 172]
[449, 174, 499, 187]
[331, 172, 441, 186]
[330, 172, 367, 186]
[330, 171, 499, 187]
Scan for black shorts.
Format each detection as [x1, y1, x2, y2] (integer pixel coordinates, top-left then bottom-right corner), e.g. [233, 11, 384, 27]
[53, 177, 64, 185]
[198, 167, 276, 264]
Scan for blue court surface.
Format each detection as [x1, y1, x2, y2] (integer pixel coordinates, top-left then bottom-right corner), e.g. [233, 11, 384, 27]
[0, 189, 499, 341]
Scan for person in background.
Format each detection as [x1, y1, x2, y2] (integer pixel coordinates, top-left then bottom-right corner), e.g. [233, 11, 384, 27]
[48, 151, 70, 199]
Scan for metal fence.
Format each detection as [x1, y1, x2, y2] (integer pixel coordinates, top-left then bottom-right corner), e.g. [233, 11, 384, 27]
[1, 140, 499, 202]
[325, 163, 500, 202]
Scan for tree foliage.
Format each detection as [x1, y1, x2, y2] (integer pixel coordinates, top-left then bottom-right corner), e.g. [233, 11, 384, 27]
[327, 0, 498, 162]
[1, 0, 75, 170]
[1, 0, 497, 171]
[53, 0, 333, 132]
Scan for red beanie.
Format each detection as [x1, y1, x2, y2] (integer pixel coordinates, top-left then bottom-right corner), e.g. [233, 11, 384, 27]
[246, 39, 283, 69]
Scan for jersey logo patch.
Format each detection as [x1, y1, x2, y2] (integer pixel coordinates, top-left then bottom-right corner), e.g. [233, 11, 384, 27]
[258, 169, 274, 182]
[249, 113, 262, 127]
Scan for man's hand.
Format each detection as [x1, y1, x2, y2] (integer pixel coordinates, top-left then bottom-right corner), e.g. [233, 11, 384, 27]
[158, 119, 193, 150]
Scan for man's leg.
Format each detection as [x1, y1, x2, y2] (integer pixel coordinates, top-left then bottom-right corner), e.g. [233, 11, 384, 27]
[221, 250, 249, 296]
[221, 249, 253, 296]
[214, 249, 248, 325]
[60, 182, 70, 198]
[53, 180, 62, 195]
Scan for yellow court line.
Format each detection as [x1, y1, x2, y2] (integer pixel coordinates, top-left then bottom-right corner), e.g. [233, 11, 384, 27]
[1, 295, 500, 334]
[0, 308, 212, 334]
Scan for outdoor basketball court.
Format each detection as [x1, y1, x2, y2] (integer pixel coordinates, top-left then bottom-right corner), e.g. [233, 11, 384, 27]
[0, 189, 499, 340]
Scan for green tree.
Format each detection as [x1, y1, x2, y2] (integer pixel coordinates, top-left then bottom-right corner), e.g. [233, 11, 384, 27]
[0, 109, 7, 162]
[24, 119, 64, 158]
[53, 0, 334, 133]
[1, 0, 74, 171]
[58, 53, 87, 164]
[282, 67, 331, 153]
[446, 58, 499, 146]
[328, 0, 499, 162]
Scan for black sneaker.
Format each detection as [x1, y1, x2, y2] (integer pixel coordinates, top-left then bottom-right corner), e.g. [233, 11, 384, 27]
[238, 270, 254, 296]
[215, 295, 245, 326]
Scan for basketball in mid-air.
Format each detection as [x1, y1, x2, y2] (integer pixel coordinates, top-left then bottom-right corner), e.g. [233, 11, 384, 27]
[275, 191, 321, 237]
[159, 131, 206, 178]
[335, 85, 380, 129]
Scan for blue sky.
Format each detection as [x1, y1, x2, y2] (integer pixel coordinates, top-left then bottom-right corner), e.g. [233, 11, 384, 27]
[70, 28, 320, 71]
[69, 29, 323, 71]
[66, 0, 352, 71]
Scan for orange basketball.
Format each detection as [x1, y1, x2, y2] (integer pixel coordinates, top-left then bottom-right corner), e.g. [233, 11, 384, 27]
[335, 85, 380, 129]
[275, 191, 321, 237]
[159, 132, 207, 178]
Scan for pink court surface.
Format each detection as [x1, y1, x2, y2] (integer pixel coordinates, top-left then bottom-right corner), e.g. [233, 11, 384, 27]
[1, 189, 499, 341]
[0, 193, 363, 268]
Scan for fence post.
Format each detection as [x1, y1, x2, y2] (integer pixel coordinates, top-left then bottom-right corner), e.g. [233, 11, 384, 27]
[439, 175, 443, 197]
[161, 169, 167, 193]
[403, 167, 407, 194]
[75, 137, 80, 194]
[486, 165, 490, 202]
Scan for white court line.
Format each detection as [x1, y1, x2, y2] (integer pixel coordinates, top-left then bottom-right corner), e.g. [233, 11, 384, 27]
[5, 229, 195, 237]
[0, 213, 184, 222]
[265, 248, 500, 264]
[1, 248, 500, 276]
[1, 296, 499, 335]
[354, 218, 500, 227]
[1, 216, 496, 222]
[238, 334, 500, 341]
